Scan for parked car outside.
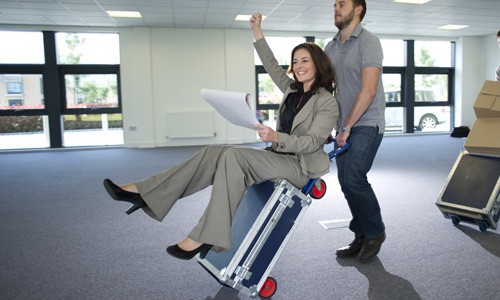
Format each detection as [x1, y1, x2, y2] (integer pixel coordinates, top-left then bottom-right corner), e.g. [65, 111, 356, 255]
[384, 90, 450, 131]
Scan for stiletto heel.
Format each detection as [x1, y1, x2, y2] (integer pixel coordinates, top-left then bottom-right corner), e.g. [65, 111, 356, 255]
[166, 243, 213, 260]
[103, 178, 146, 214]
[125, 204, 142, 215]
[199, 244, 211, 259]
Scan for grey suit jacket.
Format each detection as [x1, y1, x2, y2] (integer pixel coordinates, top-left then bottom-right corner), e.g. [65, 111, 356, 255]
[254, 38, 339, 178]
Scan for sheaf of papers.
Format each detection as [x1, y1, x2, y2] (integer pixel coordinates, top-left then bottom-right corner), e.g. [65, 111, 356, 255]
[201, 88, 260, 130]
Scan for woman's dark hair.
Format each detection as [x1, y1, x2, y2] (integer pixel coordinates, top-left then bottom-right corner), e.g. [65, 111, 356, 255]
[287, 42, 337, 94]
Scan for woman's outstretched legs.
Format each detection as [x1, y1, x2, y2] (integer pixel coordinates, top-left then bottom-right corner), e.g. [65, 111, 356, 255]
[187, 146, 308, 251]
[105, 144, 309, 258]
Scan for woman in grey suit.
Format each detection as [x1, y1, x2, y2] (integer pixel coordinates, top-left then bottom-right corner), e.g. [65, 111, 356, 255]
[103, 12, 339, 260]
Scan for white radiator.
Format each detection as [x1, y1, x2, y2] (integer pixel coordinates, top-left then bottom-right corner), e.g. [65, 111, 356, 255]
[166, 111, 215, 139]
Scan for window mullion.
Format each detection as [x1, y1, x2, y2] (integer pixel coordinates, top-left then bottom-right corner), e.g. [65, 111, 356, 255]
[43, 31, 64, 148]
[404, 40, 415, 133]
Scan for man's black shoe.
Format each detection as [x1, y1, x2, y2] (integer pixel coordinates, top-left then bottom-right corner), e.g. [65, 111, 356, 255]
[336, 235, 365, 258]
[358, 233, 386, 263]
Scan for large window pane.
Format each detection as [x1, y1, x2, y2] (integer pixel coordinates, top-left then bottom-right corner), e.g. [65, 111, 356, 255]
[383, 73, 403, 132]
[414, 74, 450, 131]
[0, 74, 44, 110]
[381, 39, 405, 66]
[257, 73, 283, 106]
[65, 74, 118, 109]
[415, 106, 451, 132]
[56, 32, 120, 64]
[415, 74, 449, 102]
[383, 74, 402, 103]
[0, 31, 45, 64]
[385, 107, 405, 133]
[62, 114, 123, 147]
[415, 41, 452, 67]
[0, 116, 50, 149]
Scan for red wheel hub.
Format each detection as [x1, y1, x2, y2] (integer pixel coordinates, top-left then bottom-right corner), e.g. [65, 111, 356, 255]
[310, 179, 326, 199]
[259, 276, 277, 298]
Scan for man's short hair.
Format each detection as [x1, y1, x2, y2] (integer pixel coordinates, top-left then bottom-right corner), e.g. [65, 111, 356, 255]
[352, 0, 367, 21]
[497, 30, 500, 37]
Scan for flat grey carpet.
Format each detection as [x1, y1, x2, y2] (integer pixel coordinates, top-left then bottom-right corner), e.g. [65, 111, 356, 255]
[0, 135, 498, 300]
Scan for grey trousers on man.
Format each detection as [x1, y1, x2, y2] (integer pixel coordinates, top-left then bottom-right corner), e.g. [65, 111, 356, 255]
[135, 145, 309, 251]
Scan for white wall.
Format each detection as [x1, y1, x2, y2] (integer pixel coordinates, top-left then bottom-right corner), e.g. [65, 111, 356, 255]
[119, 27, 256, 148]
[455, 36, 483, 127]
[119, 27, 156, 148]
[455, 33, 499, 128]
[483, 32, 500, 81]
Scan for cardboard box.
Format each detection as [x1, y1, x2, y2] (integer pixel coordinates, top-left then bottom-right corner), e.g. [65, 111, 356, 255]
[464, 81, 500, 157]
[464, 118, 500, 156]
[473, 80, 500, 117]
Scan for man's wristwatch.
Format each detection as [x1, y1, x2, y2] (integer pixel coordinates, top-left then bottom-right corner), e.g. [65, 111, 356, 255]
[341, 126, 351, 133]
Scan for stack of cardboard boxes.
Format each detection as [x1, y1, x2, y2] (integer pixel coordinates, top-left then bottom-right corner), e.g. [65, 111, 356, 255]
[436, 81, 500, 231]
[464, 80, 500, 156]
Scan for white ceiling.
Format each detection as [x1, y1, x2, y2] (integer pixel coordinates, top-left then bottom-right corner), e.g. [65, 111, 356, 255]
[0, 0, 498, 38]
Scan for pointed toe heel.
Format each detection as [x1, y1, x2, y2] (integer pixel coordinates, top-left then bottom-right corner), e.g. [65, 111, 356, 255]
[166, 243, 213, 260]
[103, 178, 147, 214]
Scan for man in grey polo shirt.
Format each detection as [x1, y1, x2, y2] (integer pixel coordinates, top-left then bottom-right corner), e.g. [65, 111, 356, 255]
[324, 0, 386, 263]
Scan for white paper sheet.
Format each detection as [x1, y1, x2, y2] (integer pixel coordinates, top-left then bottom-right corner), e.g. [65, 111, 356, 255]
[201, 88, 260, 130]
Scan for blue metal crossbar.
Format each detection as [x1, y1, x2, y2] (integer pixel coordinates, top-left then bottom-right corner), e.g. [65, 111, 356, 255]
[301, 140, 351, 195]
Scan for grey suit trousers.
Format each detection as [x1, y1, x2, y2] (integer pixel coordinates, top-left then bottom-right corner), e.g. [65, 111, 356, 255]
[135, 145, 309, 251]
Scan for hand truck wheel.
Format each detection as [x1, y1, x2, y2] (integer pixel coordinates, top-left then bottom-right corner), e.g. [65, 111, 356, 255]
[309, 179, 327, 199]
[259, 276, 277, 298]
[479, 221, 488, 232]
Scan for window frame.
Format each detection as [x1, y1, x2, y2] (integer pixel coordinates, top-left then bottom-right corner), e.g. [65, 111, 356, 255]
[59, 65, 121, 115]
[0, 65, 46, 116]
[0, 30, 121, 148]
[254, 38, 456, 134]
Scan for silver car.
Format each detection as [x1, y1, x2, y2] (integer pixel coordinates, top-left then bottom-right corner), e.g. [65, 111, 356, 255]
[385, 90, 450, 131]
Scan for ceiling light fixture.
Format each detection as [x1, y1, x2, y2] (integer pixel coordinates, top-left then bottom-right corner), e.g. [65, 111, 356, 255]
[439, 24, 469, 30]
[393, 0, 430, 4]
[235, 15, 266, 21]
[107, 11, 142, 18]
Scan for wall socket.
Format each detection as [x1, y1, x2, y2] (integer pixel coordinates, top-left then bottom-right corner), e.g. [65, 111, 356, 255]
[129, 126, 137, 131]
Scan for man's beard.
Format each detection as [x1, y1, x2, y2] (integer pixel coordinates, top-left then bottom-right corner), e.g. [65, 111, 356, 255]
[335, 8, 355, 31]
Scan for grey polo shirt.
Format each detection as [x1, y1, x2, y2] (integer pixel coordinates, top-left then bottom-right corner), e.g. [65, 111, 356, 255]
[324, 24, 386, 134]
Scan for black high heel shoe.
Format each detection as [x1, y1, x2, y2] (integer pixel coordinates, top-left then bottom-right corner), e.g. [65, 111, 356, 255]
[103, 178, 147, 214]
[166, 243, 213, 260]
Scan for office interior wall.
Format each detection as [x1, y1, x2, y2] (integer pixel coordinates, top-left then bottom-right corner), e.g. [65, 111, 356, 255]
[119, 27, 156, 148]
[455, 33, 499, 128]
[455, 36, 483, 128]
[119, 27, 256, 148]
[483, 32, 500, 82]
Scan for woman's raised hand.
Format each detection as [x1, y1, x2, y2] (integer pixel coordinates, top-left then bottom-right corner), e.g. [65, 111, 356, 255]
[250, 13, 262, 29]
[250, 12, 264, 40]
